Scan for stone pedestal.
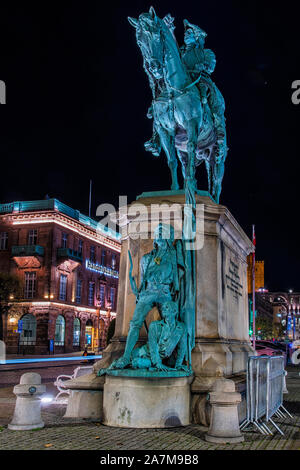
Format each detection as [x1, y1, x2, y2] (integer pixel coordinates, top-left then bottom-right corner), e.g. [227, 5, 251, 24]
[75, 190, 254, 424]
[63, 373, 104, 420]
[8, 373, 46, 431]
[205, 378, 244, 444]
[102, 371, 193, 428]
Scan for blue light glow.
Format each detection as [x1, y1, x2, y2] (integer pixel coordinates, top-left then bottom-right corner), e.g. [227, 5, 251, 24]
[1, 355, 102, 365]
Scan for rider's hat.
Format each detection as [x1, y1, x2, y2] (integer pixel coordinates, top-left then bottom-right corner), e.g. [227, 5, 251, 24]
[183, 19, 207, 42]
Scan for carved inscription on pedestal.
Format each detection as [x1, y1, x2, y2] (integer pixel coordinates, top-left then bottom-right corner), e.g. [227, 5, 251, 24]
[226, 259, 243, 300]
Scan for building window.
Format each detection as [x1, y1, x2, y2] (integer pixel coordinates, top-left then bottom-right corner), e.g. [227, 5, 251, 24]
[28, 229, 37, 245]
[85, 319, 93, 347]
[99, 284, 105, 307]
[73, 318, 81, 346]
[59, 274, 67, 301]
[61, 232, 68, 249]
[111, 253, 116, 269]
[0, 232, 8, 250]
[101, 249, 106, 265]
[90, 245, 96, 262]
[76, 279, 82, 304]
[88, 282, 95, 306]
[55, 315, 65, 346]
[19, 314, 36, 345]
[24, 272, 36, 299]
[78, 239, 83, 255]
[110, 287, 116, 310]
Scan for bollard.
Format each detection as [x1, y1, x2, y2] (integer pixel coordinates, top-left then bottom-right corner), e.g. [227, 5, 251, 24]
[205, 378, 244, 444]
[283, 371, 288, 394]
[8, 372, 46, 430]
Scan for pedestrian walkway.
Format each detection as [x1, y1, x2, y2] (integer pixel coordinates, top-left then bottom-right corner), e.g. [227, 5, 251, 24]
[0, 366, 299, 450]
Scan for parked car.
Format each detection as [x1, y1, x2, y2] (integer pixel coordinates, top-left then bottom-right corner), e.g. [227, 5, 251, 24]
[254, 341, 287, 365]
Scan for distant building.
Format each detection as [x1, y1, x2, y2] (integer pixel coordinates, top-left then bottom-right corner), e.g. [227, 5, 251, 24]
[247, 256, 265, 294]
[260, 291, 300, 341]
[0, 199, 121, 354]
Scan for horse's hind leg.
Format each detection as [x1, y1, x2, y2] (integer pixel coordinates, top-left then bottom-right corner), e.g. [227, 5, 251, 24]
[177, 150, 187, 187]
[205, 159, 211, 195]
[157, 127, 179, 191]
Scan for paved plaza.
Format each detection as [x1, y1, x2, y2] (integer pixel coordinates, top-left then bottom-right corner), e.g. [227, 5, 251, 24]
[0, 365, 300, 451]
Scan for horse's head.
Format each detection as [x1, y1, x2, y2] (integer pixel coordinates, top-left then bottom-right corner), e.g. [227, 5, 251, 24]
[128, 7, 166, 81]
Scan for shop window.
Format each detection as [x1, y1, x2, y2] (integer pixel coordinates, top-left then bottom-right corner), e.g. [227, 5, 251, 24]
[19, 314, 36, 345]
[73, 318, 81, 346]
[55, 315, 65, 346]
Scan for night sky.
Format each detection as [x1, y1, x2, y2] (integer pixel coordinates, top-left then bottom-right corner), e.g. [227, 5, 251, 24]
[0, 1, 299, 292]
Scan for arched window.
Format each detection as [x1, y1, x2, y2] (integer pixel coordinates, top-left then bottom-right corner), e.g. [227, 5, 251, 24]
[73, 318, 81, 346]
[20, 314, 36, 345]
[55, 315, 65, 346]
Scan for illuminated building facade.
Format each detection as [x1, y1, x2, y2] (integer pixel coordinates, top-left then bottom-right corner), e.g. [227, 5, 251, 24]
[247, 256, 265, 294]
[0, 199, 121, 354]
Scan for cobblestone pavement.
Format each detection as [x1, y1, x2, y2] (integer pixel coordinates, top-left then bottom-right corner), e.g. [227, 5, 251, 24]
[0, 366, 299, 451]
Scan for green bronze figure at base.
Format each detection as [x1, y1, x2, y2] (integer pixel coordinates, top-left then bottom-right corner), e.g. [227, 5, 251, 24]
[98, 223, 193, 377]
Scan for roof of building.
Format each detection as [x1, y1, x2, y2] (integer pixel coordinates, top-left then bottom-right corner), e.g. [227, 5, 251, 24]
[0, 198, 121, 242]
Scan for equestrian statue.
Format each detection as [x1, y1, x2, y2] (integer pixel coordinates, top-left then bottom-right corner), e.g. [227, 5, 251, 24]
[128, 7, 227, 204]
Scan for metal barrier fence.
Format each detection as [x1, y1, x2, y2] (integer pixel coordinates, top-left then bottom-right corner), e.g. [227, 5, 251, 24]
[240, 356, 293, 435]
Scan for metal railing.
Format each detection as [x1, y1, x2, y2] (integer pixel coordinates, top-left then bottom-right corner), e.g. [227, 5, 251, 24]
[240, 356, 293, 435]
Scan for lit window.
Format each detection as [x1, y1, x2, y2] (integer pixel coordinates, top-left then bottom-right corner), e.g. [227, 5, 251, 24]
[76, 279, 82, 304]
[110, 287, 116, 310]
[99, 284, 105, 306]
[24, 272, 36, 299]
[73, 318, 81, 346]
[0, 232, 8, 250]
[111, 253, 116, 269]
[28, 229, 37, 245]
[88, 282, 95, 306]
[55, 315, 65, 346]
[59, 274, 67, 301]
[19, 314, 36, 345]
[90, 246, 96, 262]
[78, 239, 83, 255]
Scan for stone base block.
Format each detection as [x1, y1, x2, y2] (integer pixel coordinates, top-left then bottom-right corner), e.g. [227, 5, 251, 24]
[64, 389, 103, 420]
[103, 375, 192, 428]
[205, 434, 244, 444]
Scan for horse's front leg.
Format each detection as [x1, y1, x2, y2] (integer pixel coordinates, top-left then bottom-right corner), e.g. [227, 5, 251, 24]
[156, 126, 179, 191]
[185, 119, 199, 192]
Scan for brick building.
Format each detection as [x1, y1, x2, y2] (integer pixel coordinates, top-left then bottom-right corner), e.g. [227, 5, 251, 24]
[247, 256, 265, 294]
[0, 198, 121, 354]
